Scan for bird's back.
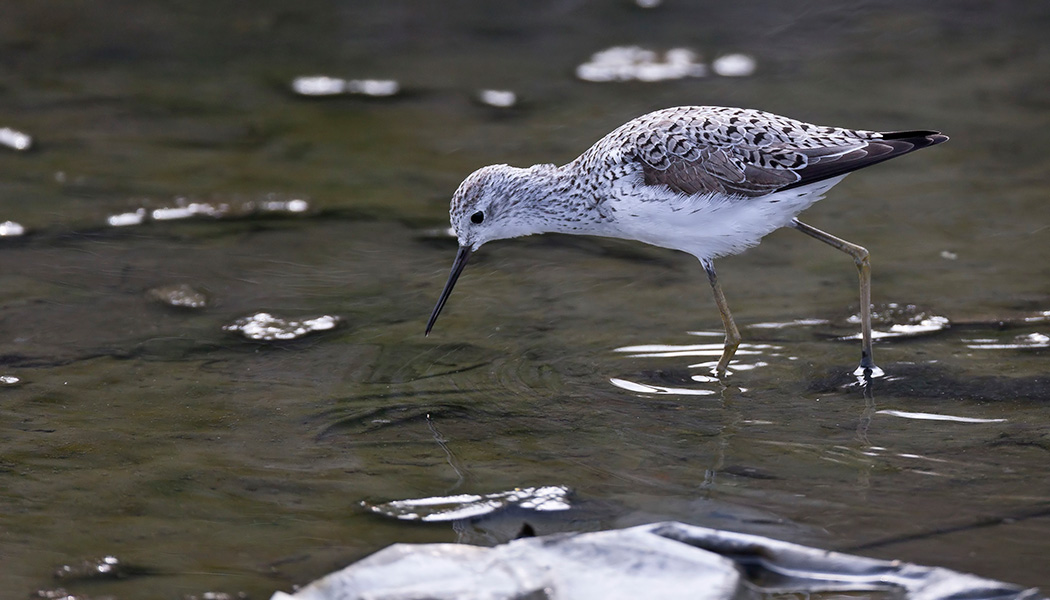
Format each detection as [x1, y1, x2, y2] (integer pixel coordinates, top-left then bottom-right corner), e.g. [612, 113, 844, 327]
[576, 106, 947, 200]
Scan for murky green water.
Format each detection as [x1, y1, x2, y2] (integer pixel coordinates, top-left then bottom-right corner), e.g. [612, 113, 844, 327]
[2, 1, 1049, 597]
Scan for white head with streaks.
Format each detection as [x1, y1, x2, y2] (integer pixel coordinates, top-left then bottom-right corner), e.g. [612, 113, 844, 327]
[449, 163, 561, 250]
[427, 162, 562, 334]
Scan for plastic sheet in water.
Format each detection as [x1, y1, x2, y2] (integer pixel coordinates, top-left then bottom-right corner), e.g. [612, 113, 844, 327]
[271, 521, 1041, 600]
[364, 486, 571, 522]
[223, 312, 341, 341]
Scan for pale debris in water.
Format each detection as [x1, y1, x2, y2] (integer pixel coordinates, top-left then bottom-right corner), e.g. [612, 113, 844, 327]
[576, 46, 707, 82]
[0, 221, 26, 236]
[0, 375, 20, 385]
[345, 79, 399, 96]
[107, 208, 147, 227]
[364, 486, 571, 522]
[0, 127, 32, 151]
[291, 75, 347, 96]
[147, 283, 209, 309]
[478, 89, 517, 108]
[940, 250, 958, 260]
[261, 198, 309, 213]
[54, 555, 122, 581]
[635, 0, 663, 7]
[292, 76, 400, 97]
[224, 312, 341, 341]
[152, 200, 226, 221]
[711, 53, 756, 77]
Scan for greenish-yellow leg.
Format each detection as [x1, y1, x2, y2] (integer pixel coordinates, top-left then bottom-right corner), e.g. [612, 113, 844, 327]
[790, 218, 876, 371]
[702, 260, 741, 377]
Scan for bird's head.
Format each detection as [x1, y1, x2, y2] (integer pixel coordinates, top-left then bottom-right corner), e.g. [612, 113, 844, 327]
[449, 164, 552, 250]
[426, 163, 556, 335]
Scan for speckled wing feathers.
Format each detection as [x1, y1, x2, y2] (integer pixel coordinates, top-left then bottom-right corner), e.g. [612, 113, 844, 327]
[584, 106, 946, 199]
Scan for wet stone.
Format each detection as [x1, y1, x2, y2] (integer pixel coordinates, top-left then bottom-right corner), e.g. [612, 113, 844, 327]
[223, 312, 341, 341]
[147, 284, 210, 309]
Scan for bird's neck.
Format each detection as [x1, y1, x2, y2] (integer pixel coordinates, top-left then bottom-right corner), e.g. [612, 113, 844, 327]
[500, 164, 604, 236]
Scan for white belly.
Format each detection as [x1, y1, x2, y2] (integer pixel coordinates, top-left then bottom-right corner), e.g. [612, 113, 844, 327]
[605, 175, 847, 261]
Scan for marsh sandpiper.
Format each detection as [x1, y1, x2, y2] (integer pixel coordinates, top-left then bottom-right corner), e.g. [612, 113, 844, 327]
[426, 106, 947, 376]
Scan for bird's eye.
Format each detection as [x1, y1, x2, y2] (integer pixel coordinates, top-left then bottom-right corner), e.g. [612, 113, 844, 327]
[470, 211, 485, 224]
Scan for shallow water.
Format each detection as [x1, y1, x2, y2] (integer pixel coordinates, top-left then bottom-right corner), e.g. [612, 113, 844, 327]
[1, 1, 1049, 597]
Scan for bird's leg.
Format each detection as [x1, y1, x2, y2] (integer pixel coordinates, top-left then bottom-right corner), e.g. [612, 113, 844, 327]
[702, 260, 741, 377]
[790, 218, 876, 372]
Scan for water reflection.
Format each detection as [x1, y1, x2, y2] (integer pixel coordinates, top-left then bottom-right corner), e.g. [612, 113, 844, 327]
[876, 409, 1007, 424]
[612, 333, 782, 395]
[364, 486, 571, 522]
[609, 378, 718, 396]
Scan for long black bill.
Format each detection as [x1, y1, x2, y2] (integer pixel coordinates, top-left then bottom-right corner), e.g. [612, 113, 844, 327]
[425, 245, 473, 335]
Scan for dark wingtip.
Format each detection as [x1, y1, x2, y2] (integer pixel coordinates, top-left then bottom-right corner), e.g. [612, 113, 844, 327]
[880, 129, 949, 148]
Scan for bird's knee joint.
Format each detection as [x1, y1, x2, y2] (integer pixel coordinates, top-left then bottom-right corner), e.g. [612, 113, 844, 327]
[852, 247, 870, 267]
